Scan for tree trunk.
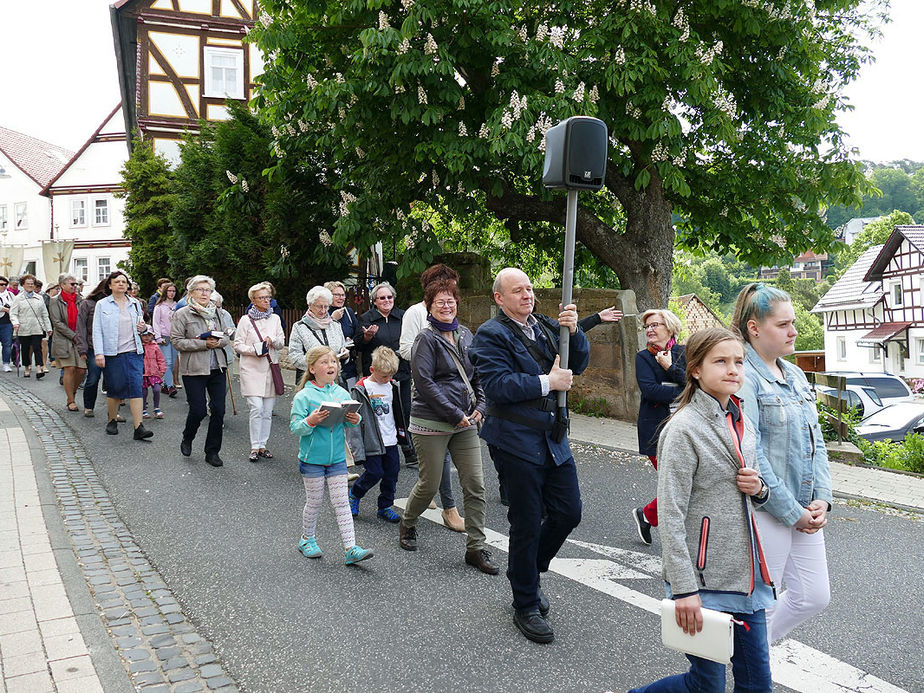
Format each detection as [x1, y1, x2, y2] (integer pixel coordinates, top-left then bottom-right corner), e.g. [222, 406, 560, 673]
[482, 172, 675, 312]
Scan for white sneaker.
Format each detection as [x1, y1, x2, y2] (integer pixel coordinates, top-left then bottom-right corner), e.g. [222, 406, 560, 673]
[2, 364, 11, 372]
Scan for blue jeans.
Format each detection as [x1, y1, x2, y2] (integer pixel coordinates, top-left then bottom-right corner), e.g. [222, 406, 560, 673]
[83, 348, 102, 410]
[0, 322, 12, 363]
[629, 609, 772, 693]
[182, 369, 226, 455]
[489, 445, 582, 611]
[351, 445, 400, 510]
[159, 342, 177, 389]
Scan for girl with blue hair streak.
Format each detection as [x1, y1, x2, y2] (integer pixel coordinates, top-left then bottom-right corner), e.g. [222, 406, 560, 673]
[732, 283, 832, 643]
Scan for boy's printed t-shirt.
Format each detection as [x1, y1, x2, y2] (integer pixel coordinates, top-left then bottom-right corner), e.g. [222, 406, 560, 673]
[365, 378, 397, 446]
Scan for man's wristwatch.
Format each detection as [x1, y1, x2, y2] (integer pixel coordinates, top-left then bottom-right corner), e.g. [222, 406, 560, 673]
[754, 483, 769, 501]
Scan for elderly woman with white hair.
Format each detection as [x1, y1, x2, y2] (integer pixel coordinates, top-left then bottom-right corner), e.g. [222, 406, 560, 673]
[49, 273, 86, 411]
[289, 285, 349, 385]
[235, 282, 285, 462]
[632, 307, 686, 546]
[170, 275, 231, 468]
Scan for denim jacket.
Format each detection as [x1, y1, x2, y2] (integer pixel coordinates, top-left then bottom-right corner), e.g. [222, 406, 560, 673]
[738, 343, 832, 527]
[91, 295, 144, 356]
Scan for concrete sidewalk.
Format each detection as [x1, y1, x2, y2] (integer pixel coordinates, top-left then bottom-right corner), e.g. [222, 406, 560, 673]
[0, 398, 108, 693]
[569, 413, 924, 513]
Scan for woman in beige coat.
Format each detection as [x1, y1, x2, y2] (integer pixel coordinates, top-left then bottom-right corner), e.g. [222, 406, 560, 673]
[235, 282, 285, 462]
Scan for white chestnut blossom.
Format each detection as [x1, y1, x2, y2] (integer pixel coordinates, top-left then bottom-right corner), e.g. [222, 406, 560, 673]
[355, 147, 366, 159]
[241, 177, 249, 193]
[298, 120, 309, 133]
[491, 62, 499, 78]
[458, 122, 467, 136]
[271, 125, 280, 137]
[401, 0, 414, 8]
[457, 96, 465, 110]
[259, 11, 272, 28]
[672, 8, 690, 42]
[378, 11, 390, 31]
[403, 234, 415, 249]
[478, 123, 490, 138]
[306, 73, 318, 89]
[425, 33, 438, 55]
[549, 26, 566, 49]
[517, 26, 528, 42]
[319, 231, 333, 247]
[554, 79, 565, 94]
[614, 47, 626, 65]
[573, 82, 585, 102]
[226, 171, 238, 184]
[418, 86, 427, 104]
[536, 24, 548, 41]
[397, 38, 410, 54]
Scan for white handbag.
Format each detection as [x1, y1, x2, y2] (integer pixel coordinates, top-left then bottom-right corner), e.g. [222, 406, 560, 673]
[660, 599, 734, 665]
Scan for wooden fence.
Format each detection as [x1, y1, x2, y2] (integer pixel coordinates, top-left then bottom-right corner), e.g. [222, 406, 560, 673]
[807, 372, 849, 443]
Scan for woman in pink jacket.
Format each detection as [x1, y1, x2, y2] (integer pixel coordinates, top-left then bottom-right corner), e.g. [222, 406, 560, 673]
[235, 282, 286, 462]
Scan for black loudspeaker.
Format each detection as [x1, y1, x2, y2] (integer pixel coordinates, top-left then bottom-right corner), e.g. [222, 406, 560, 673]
[542, 116, 608, 191]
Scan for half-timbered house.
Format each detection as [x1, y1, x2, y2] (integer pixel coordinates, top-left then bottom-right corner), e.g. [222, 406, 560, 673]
[674, 293, 725, 335]
[111, 0, 261, 162]
[813, 225, 924, 377]
[40, 106, 130, 283]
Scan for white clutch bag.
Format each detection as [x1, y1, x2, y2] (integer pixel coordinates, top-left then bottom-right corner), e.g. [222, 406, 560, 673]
[660, 599, 734, 665]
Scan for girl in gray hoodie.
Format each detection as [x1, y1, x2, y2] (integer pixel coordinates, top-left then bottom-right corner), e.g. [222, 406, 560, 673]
[630, 327, 775, 693]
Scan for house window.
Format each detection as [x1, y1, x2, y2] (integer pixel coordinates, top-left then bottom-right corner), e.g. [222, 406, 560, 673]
[71, 199, 86, 227]
[14, 202, 27, 230]
[0, 204, 6, 231]
[870, 346, 881, 363]
[837, 337, 846, 361]
[203, 47, 244, 99]
[93, 199, 109, 226]
[892, 283, 903, 306]
[918, 338, 924, 365]
[97, 257, 110, 280]
[72, 258, 88, 282]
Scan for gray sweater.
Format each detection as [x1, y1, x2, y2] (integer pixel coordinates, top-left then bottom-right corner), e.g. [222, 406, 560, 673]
[656, 389, 770, 598]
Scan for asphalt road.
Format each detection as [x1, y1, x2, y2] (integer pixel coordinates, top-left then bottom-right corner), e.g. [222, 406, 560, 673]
[14, 374, 924, 692]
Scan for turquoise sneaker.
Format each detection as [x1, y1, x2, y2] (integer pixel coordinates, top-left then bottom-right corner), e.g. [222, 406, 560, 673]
[298, 536, 322, 558]
[345, 545, 374, 565]
[348, 491, 360, 516]
[377, 507, 401, 523]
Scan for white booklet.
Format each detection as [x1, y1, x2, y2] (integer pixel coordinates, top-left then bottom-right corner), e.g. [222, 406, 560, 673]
[316, 400, 361, 427]
[660, 599, 734, 665]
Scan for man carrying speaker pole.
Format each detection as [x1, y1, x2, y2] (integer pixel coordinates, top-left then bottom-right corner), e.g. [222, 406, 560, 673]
[469, 268, 589, 643]
[469, 116, 607, 643]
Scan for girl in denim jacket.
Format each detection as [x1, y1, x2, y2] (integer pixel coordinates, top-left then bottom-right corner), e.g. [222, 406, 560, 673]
[733, 283, 832, 643]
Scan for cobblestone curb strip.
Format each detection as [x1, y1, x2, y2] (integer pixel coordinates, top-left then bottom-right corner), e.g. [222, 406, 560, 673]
[0, 380, 240, 693]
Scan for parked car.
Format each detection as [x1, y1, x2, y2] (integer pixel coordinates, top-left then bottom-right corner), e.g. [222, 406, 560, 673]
[816, 384, 884, 420]
[820, 371, 914, 407]
[855, 402, 924, 443]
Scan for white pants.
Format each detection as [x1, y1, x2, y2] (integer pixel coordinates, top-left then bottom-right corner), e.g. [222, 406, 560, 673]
[755, 511, 831, 643]
[246, 396, 275, 449]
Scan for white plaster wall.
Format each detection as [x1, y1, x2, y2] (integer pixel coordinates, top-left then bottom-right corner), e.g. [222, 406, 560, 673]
[0, 151, 53, 248]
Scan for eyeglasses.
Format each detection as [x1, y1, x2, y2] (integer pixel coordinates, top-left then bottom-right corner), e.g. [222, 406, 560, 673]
[66, 282, 78, 286]
[434, 299, 457, 308]
[194, 287, 212, 293]
[331, 291, 345, 297]
[254, 295, 271, 301]
[375, 295, 394, 301]
[644, 322, 665, 330]
[0, 283, 7, 286]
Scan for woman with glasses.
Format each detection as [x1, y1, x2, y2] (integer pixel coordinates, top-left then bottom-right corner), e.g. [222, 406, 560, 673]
[236, 282, 285, 462]
[359, 282, 414, 465]
[289, 285, 349, 385]
[49, 273, 86, 411]
[632, 308, 686, 546]
[170, 275, 230, 467]
[399, 280, 497, 575]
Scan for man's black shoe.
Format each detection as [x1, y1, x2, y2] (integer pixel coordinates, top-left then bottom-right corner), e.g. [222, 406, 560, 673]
[205, 454, 224, 468]
[513, 609, 554, 644]
[133, 424, 154, 440]
[105, 419, 118, 435]
[465, 548, 499, 575]
[538, 587, 550, 618]
[633, 507, 652, 546]
[180, 439, 192, 457]
[399, 519, 417, 551]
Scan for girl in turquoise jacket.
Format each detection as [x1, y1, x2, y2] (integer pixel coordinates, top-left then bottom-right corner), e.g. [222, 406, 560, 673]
[290, 346, 373, 565]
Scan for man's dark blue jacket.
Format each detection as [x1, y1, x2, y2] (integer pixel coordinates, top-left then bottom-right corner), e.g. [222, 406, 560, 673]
[470, 314, 589, 466]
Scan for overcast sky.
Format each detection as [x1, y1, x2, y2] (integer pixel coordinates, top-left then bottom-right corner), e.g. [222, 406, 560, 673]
[0, 0, 920, 162]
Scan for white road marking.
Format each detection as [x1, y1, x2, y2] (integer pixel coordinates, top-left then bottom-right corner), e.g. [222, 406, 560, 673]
[394, 499, 909, 693]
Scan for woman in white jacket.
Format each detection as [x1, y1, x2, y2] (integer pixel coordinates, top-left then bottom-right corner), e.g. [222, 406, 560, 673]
[235, 282, 285, 462]
[10, 274, 51, 378]
[288, 286, 348, 384]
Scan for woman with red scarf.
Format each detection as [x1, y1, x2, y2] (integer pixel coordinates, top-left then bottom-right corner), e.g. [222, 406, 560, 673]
[49, 273, 86, 411]
[632, 308, 686, 546]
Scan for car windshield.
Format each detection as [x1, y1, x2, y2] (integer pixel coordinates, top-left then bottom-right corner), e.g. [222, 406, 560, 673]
[860, 403, 924, 427]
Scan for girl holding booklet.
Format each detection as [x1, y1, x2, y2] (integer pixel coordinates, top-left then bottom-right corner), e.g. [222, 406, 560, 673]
[630, 327, 775, 693]
[290, 345, 373, 566]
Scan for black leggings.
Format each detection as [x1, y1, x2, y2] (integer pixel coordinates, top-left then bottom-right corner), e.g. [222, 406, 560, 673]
[18, 335, 44, 368]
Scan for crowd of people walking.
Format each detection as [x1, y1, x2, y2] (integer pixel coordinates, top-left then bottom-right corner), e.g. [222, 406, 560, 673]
[0, 266, 833, 688]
